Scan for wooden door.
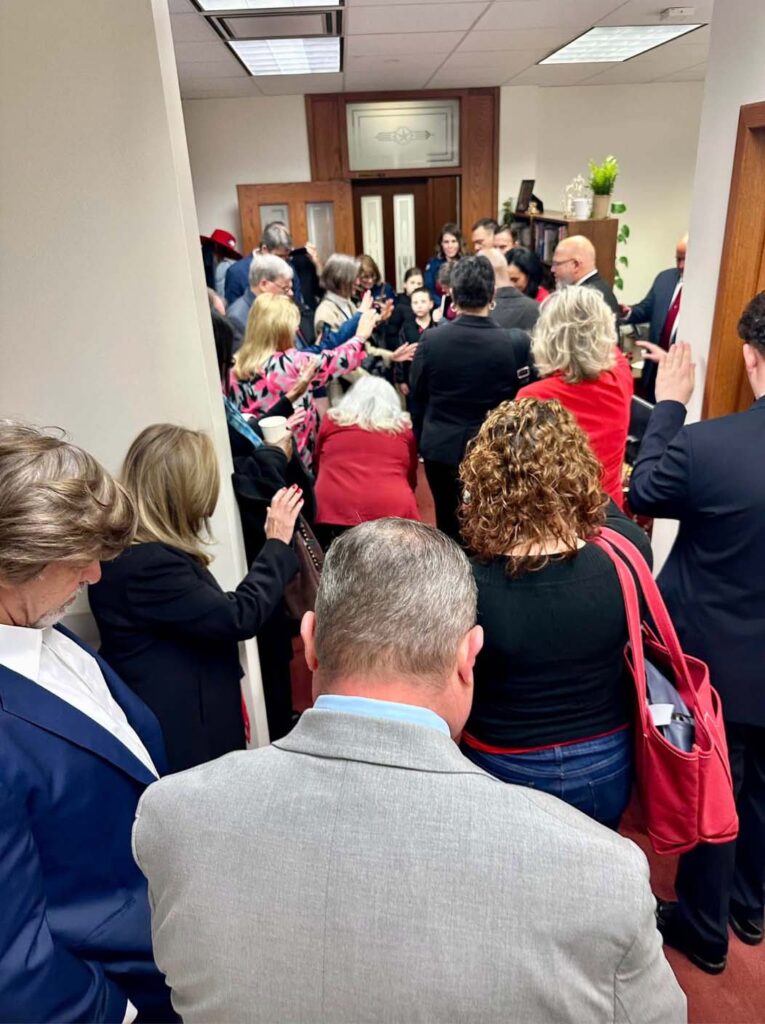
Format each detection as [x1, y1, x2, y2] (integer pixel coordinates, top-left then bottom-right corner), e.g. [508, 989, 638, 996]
[703, 102, 765, 418]
[351, 176, 459, 291]
[236, 180, 354, 264]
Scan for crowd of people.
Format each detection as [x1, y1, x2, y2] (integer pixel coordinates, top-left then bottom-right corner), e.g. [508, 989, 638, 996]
[0, 212, 763, 1022]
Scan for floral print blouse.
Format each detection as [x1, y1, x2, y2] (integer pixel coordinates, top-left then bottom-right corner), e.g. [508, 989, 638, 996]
[229, 338, 366, 471]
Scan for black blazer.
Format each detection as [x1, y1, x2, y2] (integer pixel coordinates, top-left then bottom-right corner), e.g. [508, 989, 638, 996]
[581, 272, 620, 319]
[628, 396, 765, 726]
[623, 267, 682, 401]
[89, 539, 299, 772]
[410, 314, 525, 466]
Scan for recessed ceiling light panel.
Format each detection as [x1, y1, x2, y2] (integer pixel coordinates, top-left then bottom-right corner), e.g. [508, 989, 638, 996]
[198, 0, 341, 10]
[540, 24, 703, 64]
[230, 36, 340, 74]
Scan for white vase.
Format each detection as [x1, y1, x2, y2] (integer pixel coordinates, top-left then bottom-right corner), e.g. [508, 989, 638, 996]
[592, 194, 611, 219]
[572, 197, 590, 220]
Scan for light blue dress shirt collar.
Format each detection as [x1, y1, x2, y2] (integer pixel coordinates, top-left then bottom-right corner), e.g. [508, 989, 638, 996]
[313, 695, 450, 736]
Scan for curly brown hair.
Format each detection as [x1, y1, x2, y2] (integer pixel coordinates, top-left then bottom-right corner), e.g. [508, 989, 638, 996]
[459, 398, 607, 575]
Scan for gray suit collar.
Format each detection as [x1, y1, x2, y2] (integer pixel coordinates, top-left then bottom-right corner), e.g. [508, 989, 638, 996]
[274, 709, 493, 777]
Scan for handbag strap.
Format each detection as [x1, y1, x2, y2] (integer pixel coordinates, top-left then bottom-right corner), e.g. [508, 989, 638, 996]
[598, 527, 692, 690]
[591, 535, 651, 733]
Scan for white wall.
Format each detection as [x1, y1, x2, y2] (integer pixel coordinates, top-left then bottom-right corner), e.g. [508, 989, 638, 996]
[0, 0, 271, 744]
[182, 95, 312, 243]
[500, 82, 705, 301]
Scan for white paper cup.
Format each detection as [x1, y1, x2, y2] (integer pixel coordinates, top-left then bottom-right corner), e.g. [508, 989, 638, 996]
[573, 197, 590, 219]
[259, 415, 288, 444]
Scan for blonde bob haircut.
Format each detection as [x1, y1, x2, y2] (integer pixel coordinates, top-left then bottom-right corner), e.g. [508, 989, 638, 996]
[329, 376, 411, 434]
[235, 292, 301, 381]
[122, 424, 220, 566]
[0, 422, 136, 585]
[459, 398, 608, 576]
[532, 285, 617, 384]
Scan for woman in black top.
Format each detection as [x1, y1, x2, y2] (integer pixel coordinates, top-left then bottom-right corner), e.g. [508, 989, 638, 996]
[458, 397, 652, 829]
[89, 424, 303, 773]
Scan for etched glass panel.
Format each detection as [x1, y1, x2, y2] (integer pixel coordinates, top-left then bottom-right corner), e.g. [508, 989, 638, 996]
[393, 194, 416, 293]
[347, 99, 460, 172]
[258, 204, 290, 231]
[305, 202, 336, 265]
[360, 196, 385, 278]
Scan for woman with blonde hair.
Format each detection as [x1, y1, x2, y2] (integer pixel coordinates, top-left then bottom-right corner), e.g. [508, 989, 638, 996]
[458, 398, 652, 829]
[230, 292, 379, 470]
[517, 285, 633, 506]
[89, 424, 303, 771]
[313, 376, 420, 548]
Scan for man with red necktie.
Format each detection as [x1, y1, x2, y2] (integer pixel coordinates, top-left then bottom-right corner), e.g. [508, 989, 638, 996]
[620, 233, 687, 402]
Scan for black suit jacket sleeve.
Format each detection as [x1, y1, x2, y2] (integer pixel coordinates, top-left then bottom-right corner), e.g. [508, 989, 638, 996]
[625, 282, 656, 326]
[628, 400, 691, 519]
[409, 339, 428, 441]
[124, 540, 299, 642]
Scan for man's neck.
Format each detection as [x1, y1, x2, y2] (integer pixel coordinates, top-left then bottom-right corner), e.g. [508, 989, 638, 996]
[574, 268, 597, 284]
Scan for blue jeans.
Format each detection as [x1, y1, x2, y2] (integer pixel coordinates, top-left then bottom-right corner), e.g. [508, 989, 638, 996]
[462, 728, 633, 830]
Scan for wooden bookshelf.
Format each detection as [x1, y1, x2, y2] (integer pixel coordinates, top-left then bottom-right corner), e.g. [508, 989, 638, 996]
[511, 210, 619, 287]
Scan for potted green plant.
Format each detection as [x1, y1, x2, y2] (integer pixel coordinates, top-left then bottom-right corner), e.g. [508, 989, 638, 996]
[588, 155, 619, 219]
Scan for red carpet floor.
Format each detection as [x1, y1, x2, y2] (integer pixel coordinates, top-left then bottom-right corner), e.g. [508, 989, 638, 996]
[290, 469, 764, 1022]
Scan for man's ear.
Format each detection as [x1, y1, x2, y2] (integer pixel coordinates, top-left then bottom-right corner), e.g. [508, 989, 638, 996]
[743, 342, 758, 375]
[300, 611, 318, 672]
[456, 625, 483, 688]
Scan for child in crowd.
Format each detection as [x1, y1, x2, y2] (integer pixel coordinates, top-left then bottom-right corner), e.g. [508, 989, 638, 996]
[397, 287, 435, 400]
[385, 266, 424, 347]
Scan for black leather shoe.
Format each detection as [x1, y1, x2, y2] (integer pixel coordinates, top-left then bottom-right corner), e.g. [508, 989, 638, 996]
[729, 907, 764, 946]
[656, 899, 728, 975]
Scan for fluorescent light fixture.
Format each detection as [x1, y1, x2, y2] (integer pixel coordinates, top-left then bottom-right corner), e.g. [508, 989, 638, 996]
[230, 36, 340, 75]
[197, 0, 341, 9]
[540, 24, 703, 64]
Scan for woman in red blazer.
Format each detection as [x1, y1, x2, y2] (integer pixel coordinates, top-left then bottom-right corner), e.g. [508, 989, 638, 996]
[518, 286, 633, 507]
[314, 377, 420, 547]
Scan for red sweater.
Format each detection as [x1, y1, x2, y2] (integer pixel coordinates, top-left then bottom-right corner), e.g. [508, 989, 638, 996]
[314, 420, 421, 526]
[517, 348, 633, 507]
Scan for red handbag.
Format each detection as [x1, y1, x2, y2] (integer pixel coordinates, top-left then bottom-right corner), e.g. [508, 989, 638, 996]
[593, 527, 738, 856]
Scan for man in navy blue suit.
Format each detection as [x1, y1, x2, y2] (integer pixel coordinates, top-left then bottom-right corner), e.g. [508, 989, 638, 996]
[0, 424, 174, 1022]
[620, 233, 687, 401]
[629, 293, 765, 974]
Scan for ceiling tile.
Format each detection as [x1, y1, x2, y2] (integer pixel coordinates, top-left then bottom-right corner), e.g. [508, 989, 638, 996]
[595, 0, 714, 27]
[345, 52, 444, 77]
[180, 78, 263, 99]
[173, 39, 231, 62]
[347, 3, 486, 35]
[348, 0, 486, 4]
[428, 67, 520, 88]
[169, 12, 219, 42]
[256, 71, 345, 95]
[656, 62, 707, 82]
[456, 27, 574, 54]
[508, 61, 620, 86]
[475, 0, 624, 32]
[346, 32, 465, 57]
[177, 60, 249, 80]
[434, 50, 532, 74]
[582, 62, 668, 85]
[168, 0, 195, 11]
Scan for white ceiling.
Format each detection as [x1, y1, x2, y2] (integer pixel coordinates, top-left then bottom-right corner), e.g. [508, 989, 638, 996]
[170, 0, 712, 99]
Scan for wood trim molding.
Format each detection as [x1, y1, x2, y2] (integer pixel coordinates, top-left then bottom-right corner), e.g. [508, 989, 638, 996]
[702, 101, 765, 419]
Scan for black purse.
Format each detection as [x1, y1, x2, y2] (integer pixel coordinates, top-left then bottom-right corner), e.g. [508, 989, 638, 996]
[283, 516, 324, 621]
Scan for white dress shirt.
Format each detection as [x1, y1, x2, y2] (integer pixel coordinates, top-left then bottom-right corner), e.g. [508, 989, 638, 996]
[0, 623, 157, 776]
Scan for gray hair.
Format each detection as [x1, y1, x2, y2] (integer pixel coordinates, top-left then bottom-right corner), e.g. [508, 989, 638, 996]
[261, 221, 292, 252]
[248, 252, 293, 288]
[0, 422, 136, 585]
[329, 377, 411, 434]
[532, 286, 616, 383]
[314, 519, 477, 688]
[320, 253, 360, 297]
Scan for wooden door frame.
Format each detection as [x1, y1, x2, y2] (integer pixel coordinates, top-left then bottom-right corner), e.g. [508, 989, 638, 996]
[305, 89, 499, 243]
[236, 180, 355, 257]
[703, 101, 765, 418]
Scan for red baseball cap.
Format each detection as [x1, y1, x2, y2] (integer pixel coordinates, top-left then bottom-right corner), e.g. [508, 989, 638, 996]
[200, 228, 242, 259]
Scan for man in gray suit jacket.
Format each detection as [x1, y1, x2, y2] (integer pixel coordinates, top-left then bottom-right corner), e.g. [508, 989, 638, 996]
[133, 520, 685, 1024]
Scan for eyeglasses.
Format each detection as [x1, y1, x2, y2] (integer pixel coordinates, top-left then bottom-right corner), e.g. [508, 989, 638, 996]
[551, 258, 577, 268]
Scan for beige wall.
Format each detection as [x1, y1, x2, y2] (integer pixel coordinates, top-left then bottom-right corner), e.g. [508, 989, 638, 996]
[499, 82, 705, 301]
[182, 95, 312, 245]
[0, 0, 271, 744]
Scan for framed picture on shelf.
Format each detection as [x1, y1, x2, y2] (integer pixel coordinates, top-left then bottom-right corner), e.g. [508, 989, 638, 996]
[516, 179, 535, 214]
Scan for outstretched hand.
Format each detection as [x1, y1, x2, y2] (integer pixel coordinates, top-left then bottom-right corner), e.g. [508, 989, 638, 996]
[390, 342, 418, 363]
[265, 486, 304, 544]
[655, 341, 695, 406]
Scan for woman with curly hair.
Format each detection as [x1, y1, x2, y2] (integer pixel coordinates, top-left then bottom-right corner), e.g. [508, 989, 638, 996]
[518, 286, 633, 506]
[458, 397, 652, 829]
